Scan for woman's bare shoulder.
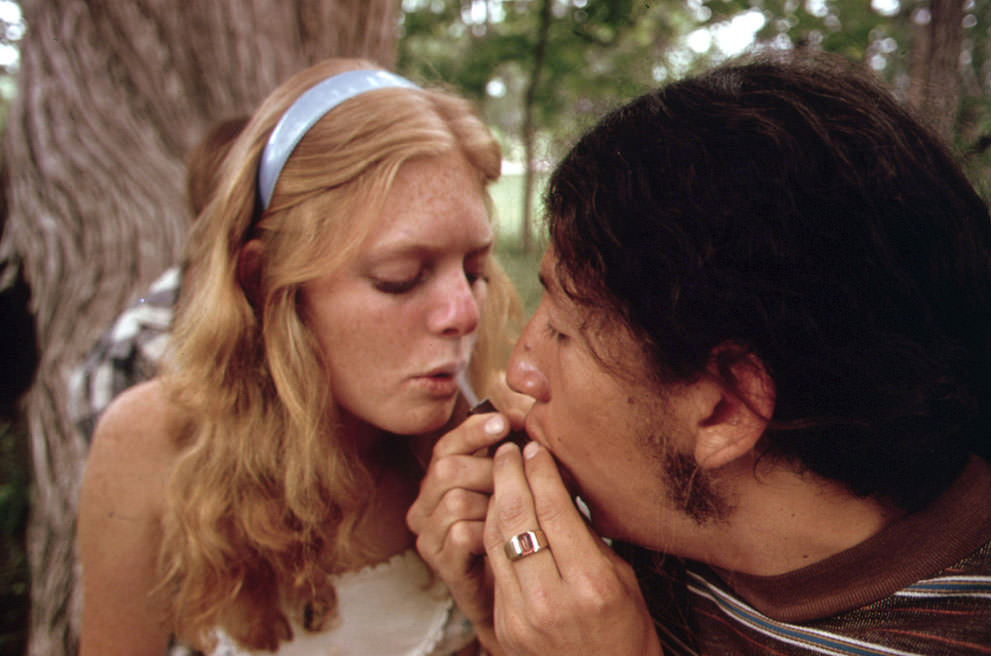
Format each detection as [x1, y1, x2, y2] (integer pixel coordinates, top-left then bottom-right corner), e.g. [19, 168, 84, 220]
[78, 379, 183, 654]
[91, 379, 186, 456]
[82, 379, 187, 516]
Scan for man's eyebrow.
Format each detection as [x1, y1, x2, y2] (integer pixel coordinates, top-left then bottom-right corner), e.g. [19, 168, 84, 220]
[537, 271, 564, 303]
[537, 272, 559, 298]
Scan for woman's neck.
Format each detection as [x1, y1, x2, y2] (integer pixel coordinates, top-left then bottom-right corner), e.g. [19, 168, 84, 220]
[332, 429, 428, 572]
[336, 462, 419, 571]
[330, 403, 466, 571]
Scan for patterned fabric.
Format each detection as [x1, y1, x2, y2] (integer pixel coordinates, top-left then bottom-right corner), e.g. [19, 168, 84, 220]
[626, 458, 991, 656]
[69, 267, 179, 440]
[680, 548, 991, 655]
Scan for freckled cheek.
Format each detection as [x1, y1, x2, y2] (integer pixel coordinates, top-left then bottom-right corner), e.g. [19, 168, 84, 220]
[341, 310, 410, 356]
[311, 303, 384, 362]
[375, 305, 446, 367]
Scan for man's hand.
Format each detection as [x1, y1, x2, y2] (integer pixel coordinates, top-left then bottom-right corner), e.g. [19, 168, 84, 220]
[482, 441, 663, 656]
[407, 410, 520, 653]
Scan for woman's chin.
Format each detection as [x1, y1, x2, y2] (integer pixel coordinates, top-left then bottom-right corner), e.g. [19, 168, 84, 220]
[387, 401, 458, 437]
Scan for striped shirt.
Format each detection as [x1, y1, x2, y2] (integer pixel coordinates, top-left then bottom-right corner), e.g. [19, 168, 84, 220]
[68, 267, 179, 441]
[625, 458, 991, 655]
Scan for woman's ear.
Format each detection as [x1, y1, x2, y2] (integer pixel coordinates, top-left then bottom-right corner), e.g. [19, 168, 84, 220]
[693, 344, 776, 470]
[237, 239, 264, 306]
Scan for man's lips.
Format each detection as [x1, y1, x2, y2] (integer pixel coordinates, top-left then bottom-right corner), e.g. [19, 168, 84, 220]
[522, 417, 581, 498]
[469, 398, 529, 453]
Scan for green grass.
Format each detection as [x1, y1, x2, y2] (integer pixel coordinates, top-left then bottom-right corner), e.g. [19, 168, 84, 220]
[490, 172, 547, 317]
[496, 240, 544, 317]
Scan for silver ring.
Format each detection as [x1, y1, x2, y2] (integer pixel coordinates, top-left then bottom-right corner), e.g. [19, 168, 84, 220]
[504, 529, 550, 562]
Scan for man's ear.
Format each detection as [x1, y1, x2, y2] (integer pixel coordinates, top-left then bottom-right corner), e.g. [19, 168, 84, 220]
[693, 343, 776, 471]
[237, 239, 264, 306]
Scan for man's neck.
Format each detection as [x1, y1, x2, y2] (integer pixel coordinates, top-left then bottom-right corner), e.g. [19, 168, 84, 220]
[687, 460, 905, 577]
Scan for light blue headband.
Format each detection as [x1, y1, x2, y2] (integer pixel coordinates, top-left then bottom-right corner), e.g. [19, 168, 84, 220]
[257, 69, 419, 210]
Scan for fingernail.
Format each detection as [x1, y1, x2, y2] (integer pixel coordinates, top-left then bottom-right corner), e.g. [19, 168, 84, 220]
[485, 415, 506, 436]
[523, 441, 540, 459]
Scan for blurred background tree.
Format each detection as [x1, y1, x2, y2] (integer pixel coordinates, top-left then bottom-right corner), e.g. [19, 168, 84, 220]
[0, 2, 398, 654]
[0, 1, 987, 654]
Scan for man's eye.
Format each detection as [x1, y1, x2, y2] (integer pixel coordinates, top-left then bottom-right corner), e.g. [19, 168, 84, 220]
[543, 321, 568, 342]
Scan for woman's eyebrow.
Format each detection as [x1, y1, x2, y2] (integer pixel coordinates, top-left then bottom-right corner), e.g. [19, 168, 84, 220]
[367, 236, 493, 261]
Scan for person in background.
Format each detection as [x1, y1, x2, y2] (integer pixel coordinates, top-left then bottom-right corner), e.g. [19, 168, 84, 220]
[69, 116, 247, 440]
[409, 52, 991, 655]
[77, 57, 523, 655]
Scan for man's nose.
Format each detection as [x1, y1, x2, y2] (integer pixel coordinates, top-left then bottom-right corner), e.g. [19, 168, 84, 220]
[506, 324, 550, 402]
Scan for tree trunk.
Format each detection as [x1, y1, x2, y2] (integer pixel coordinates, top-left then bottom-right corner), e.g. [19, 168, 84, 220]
[521, 0, 552, 254]
[0, 1, 397, 653]
[907, 0, 965, 140]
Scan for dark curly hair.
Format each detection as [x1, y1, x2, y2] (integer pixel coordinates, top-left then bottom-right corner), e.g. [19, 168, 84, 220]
[545, 52, 991, 512]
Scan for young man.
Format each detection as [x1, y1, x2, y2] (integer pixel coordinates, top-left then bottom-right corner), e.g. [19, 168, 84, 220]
[409, 53, 991, 655]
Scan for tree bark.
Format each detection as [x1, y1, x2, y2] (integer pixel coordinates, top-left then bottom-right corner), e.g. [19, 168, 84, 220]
[521, 0, 552, 254]
[0, 1, 397, 653]
[907, 0, 965, 140]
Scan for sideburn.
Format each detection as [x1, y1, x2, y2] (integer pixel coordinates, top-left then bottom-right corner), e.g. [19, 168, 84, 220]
[663, 450, 730, 524]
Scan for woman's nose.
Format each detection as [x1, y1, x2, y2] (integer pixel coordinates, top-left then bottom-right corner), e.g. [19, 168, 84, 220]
[428, 271, 481, 337]
[506, 324, 550, 402]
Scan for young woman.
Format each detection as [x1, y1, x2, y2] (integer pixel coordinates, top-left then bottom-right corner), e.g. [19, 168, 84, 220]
[77, 58, 522, 655]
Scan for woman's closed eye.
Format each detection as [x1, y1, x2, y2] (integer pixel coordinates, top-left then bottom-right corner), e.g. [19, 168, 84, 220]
[464, 266, 489, 287]
[463, 250, 491, 288]
[372, 271, 424, 294]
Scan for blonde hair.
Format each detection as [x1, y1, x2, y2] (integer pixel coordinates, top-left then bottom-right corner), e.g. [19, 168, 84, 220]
[159, 58, 520, 651]
[185, 115, 249, 217]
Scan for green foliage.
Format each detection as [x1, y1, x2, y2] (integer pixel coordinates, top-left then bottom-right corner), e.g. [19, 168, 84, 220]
[400, 0, 991, 169]
[0, 421, 28, 655]
[399, 0, 698, 163]
[0, 0, 23, 130]
[705, 0, 991, 152]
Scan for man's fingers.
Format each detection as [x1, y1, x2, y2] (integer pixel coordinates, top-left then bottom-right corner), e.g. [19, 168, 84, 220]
[521, 441, 613, 582]
[433, 413, 511, 458]
[484, 443, 561, 603]
[483, 444, 537, 553]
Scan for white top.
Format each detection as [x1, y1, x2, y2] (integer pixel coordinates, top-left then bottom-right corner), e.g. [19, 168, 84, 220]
[209, 549, 474, 656]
